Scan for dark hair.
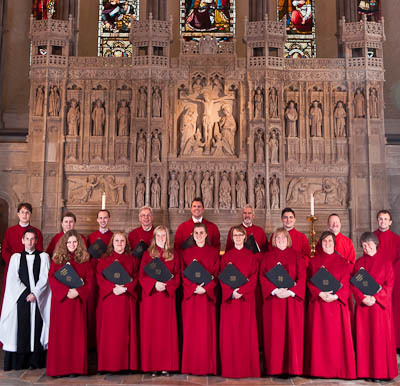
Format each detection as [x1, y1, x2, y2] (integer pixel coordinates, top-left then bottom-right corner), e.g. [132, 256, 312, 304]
[97, 209, 111, 218]
[327, 213, 340, 223]
[281, 207, 295, 218]
[193, 222, 208, 234]
[360, 232, 379, 249]
[62, 211, 77, 222]
[17, 202, 32, 213]
[377, 210, 392, 221]
[23, 228, 37, 240]
[191, 197, 204, 207]
[319, 230, 336, 246]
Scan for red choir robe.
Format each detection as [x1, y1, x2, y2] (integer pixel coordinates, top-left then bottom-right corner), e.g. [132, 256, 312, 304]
[374, 229, 400, 348]
[96, 251, 139, 372]
[219, 247, 260, 378]
[128, 226, 154, 250]
[260, 247, 306, 375]
[174, 218, 220, 254]
[225, 224, 267, 253]
[139, 248, 180, 372]
[0, 224, 44, 312]
[304, 251, 356, 379]
[87, 229, 113, 349]
[181, 245, 219, 375]
[46, 255, 93, 376]
[46, 232, 87, 256]
[352, 252, 398, 380]
[316, 232, 356, 264]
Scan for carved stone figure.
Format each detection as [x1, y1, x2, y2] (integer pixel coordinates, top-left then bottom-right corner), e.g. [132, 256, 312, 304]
[354, 88, 365, 118]
[212, 77, 224, 97]
[48, 86, 61, 116]
[117, 100, 130, 136]
[67, 99, 80, 136]
[34, 86, 44, 116]
[255, 130, 265, 163]
[310, 101, 323, 137]
[285, 101, 298, 137]
[286, 177, 307, 205]
[137, 131, 146, 162]
[180, 106, 197, 155]
[269, 87, 279, 118]
[268, 131, 279, 164]
[219, 172, 231, 209]
[314, 178, 338, 204]
[192, 78, 203, 95]
[184, 172, 196, 209]
[270, 175, 280, 209]
[337, 178, 348, 206]
[369, 88, 379, 118]
[254, 88, 264, 119]
[137, 87, 147, 118]
[151, 132, 161, 162]
[168, 172, 179, 208]
[236, 173, 247, 209]
[201, 171, 214, 208]
[218, 104, 236, 156]
[210, 133, 225, 156]
[334, 101, 347, 137]
[151, 175, 161, 209]
[92, 99, 105, 136]
[136, 175, 145, 208]
[69, 175, 99, 203]
[184, 131, 205, 156]
[255, 176, 265, 209]
[104, 175, 125, 205]
[152, 87, 162, 118]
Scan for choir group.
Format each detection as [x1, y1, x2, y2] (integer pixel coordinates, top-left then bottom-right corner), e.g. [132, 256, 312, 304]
[0, 200, 399, 381]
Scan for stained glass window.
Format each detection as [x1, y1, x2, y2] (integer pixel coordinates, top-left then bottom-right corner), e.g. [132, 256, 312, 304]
[98, 0, 139, 57]
[277, 0, 316, 58]
[32, 0, 56, 20]
[358, 0, 380, 21]
[180, 0, 235, 41]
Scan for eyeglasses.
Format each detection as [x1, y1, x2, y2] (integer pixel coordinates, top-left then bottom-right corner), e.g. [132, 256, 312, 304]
[232, 233, 245, 237]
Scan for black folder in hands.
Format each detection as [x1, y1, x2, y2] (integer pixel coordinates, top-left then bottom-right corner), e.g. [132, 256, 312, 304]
[310, 266, 342, 293]
[244, 234, 260, 254]
[351, 267, 381, 295]
[88, 239, 107, 259]
[54, 263, 84, 288]
[102, 260, 133, 285]
[132, 240, 149, 259]
[218, 263, 249, 289]
[265, 263, 295, 289]
[144, 257, 174, 282]
[183, 259, 213, 285]
[181, 234, 196, 250]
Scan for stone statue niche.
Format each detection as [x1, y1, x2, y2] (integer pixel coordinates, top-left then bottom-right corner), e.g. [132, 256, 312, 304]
[334, 101, 347, 137]
[236, 172, 247, 209]
[184, 171, 196, 209]
[268, 129, 279, 164]
[66, 99, 80, 136]
[309, 100, 323, 137]
[117, 99, 130, 136]
[201, 170, 214, 208]
[369, 87, 379, 119]
[353, 88, 365, 118]
[254, 175, 265, 209]
[269, 174, 280, 210]
[34, 85, 44, 117]
[168, 171, 180, 209]
[136, 130, 146, 162]
[269, 87, 279, 119]
[48, 85, 61, 117]
[254, 129, 265, 163]
[219, 171, 232, 209]
[135, 174, 146, 208]
[253, 87, 264, 119]
[151, 174, 161, 209]
[211, 75, 224, 98]
[151, 130, 161, 162]
[91, 99, 105, 136]
[152, 86, 162, 118]
[285, 100, 298, 137]
[137, 86, 147, 118]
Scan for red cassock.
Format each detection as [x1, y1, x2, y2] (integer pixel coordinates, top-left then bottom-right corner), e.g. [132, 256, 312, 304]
[87, 230, 113, 349]
[315, 232, 356, 264]
[174, 219, 220, 253]
[128, 226, 154, 250]
[46, 255, 93, 376]
[96, 251, 139, 372]
[139, 248, 180, 372]
[225, 224, 267, 253]
[304, 251, 356, 379]
[181, 245, 219, 375]
[259, 247, 306, 376]
[46, 231, 87, 256]
[351, 252, 398, 380]
[374, 229, 400, 348]
[219, 247, 260, 378]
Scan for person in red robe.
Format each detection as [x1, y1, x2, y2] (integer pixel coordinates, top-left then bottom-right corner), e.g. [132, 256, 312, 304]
[46, 230, 93, 377]
[139, 225, 180, 376]
[46, 212, 87, 256]
[269, 208, 310, 266]
[181, 223, 219, 375]
[219, 225, 260, 378]
[260, 227, 306, 376]
[352, 232, 398, 381]
[1, 203, 43, 313]
[174, 197, 220, 254]
[96, 231, 139, 373]
[373, 210, 400, 349]
[87, 209, 113, 350]
[128, 206, 155, 252]
[304, 231, 356, 379]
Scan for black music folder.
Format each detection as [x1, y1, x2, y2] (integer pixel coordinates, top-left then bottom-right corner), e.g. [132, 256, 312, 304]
[218, 263, 249, 289]
[102, 260, 133, 285]
[88, 239, 107, 259]
[183, 259, 213, 285]
[265, 263, 295, 289]
[181, 234, 196, 250]
[351, 267, 381, 296]
[54, 263, 84, 288]
[143, 257, 174, 282]
[132, 240, 149, 259]
[244, 234, 260, 254]
[310, 266, 342, 293]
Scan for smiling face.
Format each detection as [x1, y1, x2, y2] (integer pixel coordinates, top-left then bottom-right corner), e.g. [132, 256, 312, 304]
[139, 208, 153, 229]
[242, 207, 255, 227]
[328, 215, 341, 236]
[275, 232, 288, 251]
[113, 233, 126, 254]
[67, 235, 78, 253]
[191, 200, 204, 220]
[321, 235, 335, 254]
[193, 226, 207, 247]
[17, 206, 31, 225]
[155, 229, 167, 249]
[97, 210, 110, 230]
[232, 229, 246, 249]
[62, 216, 75, 233]
[362, 240, 377, 257]
[281, 211, 296, 231]
[377, 213, 392, 232]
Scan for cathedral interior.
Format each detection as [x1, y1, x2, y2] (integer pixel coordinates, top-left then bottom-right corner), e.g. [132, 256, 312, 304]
[0, 0, 399, 250]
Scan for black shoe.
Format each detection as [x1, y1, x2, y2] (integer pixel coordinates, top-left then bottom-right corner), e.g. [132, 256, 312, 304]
[161, 371, 170, 377]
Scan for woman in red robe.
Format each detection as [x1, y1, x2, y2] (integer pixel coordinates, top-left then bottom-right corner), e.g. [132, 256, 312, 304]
[219, 225, 260, 378]
[47, 230, 93, 377]
[139, 225, 180, 376]
[304, 231, 356, 379]
[96, 231, 139, 373]
[181, 223, 219, 375]
[260, 227, 306, 376]
[352, 232, 398, 381]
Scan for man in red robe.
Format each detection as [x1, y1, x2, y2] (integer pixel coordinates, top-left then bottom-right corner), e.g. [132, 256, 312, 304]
[46, 212, 86, 256]
[174, 197, 220, 254]
[128, 206, 154, 252]
[374, 209, 400, 349]
[269, 208, 310, 265]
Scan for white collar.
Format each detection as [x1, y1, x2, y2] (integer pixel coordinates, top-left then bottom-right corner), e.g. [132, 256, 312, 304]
[192, 216, 203, 223]
[242, 222, 252, 228]
[99, 228, 109, 234]
[142, 226, 152, 232]
[19, 222, 30, 228]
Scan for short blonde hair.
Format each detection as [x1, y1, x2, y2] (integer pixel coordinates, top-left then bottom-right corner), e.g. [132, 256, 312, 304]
[271, 227, 293, 248]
